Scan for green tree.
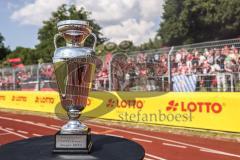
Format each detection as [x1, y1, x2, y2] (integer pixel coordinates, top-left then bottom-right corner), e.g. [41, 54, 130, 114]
[158, 0, 240, 46]
[137, 36, 163, 51]
[35, 4, 106, 62]
[0, 33, 11, 60]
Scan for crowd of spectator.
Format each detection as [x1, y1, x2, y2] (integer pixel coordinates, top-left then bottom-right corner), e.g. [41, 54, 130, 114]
[171, 46, 240, 91]
[171, 46, 240, 75]
[0, 45, 240, 92]
[39, 64, 54, 80]
[0, 64, 55, 90]
[0, 74, 14, 90]
[97, 45, 240, 92]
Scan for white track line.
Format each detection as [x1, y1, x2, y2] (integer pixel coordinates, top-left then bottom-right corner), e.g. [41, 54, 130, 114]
[6, 117, 14, 120]
[145, 153, 167, 160]
[144, 157, 155, 160]
[105, 133, 123, 138]
[50, 125, 61, 128]
[0, 128, 28, 139]
[24, 120, 34, 124]
[14, 119, 24, 122]
[36, 123, 46, 126]
[91, 131, 99, 134]
[17, 130, 28, 134]
[32, 133, 43, 137]
[5, 127, 14, 131]
[200, 148, 240, 157]
[0, 116, 58, 130]
[162, 142, 187, 149]
[86, 123, 240, 159]
[0, 133, 10, 136]
[132, 137, 152, 143]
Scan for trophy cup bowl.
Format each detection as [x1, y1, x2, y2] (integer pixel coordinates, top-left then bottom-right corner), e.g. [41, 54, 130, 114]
[52, 20, 97, 153]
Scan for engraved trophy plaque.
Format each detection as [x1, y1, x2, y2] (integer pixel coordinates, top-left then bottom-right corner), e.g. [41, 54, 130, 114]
[52, 20, 96, 153]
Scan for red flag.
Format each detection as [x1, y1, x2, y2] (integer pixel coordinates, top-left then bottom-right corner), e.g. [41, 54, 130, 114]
[103, 52, 112, 70]
[7, 58, 22, 63]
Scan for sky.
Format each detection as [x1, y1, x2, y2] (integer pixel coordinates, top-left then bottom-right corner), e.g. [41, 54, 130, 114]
[0, 0, 164, 50]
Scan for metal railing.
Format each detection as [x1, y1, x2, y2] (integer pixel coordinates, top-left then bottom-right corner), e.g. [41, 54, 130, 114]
[0, 38, 240, 92]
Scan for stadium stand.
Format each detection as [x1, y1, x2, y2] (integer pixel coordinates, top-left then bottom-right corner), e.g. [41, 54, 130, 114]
[0, 38, 240, 92]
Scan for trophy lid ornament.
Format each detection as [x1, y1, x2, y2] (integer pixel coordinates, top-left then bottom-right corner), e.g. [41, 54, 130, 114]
[57, 20, 92, 47]
[53, 20, 97, 63]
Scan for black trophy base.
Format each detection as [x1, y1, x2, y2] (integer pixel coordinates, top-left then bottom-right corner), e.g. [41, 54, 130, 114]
[0, 135, 145, 160]
[53, 129, 92, 153]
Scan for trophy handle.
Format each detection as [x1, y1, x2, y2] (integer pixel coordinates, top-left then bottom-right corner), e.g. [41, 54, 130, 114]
[54, 33, 63, 49]
[89, 32, 97, 51]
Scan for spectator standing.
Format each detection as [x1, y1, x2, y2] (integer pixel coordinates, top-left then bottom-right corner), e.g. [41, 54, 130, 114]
[215, 51, 227, 91]
[202, 61, 212, 91]
[186, 52, 193, 69]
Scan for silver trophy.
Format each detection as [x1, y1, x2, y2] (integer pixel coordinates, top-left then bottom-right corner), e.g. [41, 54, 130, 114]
[52, 20, 96, 153]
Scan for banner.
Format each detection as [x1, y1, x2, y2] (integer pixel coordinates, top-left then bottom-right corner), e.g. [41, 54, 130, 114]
[172, 75, 198, 92]
[0, 91, 239, 133]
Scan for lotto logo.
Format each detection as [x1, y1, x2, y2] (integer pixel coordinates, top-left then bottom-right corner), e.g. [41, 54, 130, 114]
[166, 100, 222, 113]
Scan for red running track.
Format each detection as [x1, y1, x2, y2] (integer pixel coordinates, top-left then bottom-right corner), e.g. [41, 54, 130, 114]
[0, 111, 240, 160]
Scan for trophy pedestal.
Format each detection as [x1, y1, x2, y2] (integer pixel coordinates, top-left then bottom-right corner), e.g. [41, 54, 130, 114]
[53, 129, 92, 153]
[0, 135, 145, 160]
